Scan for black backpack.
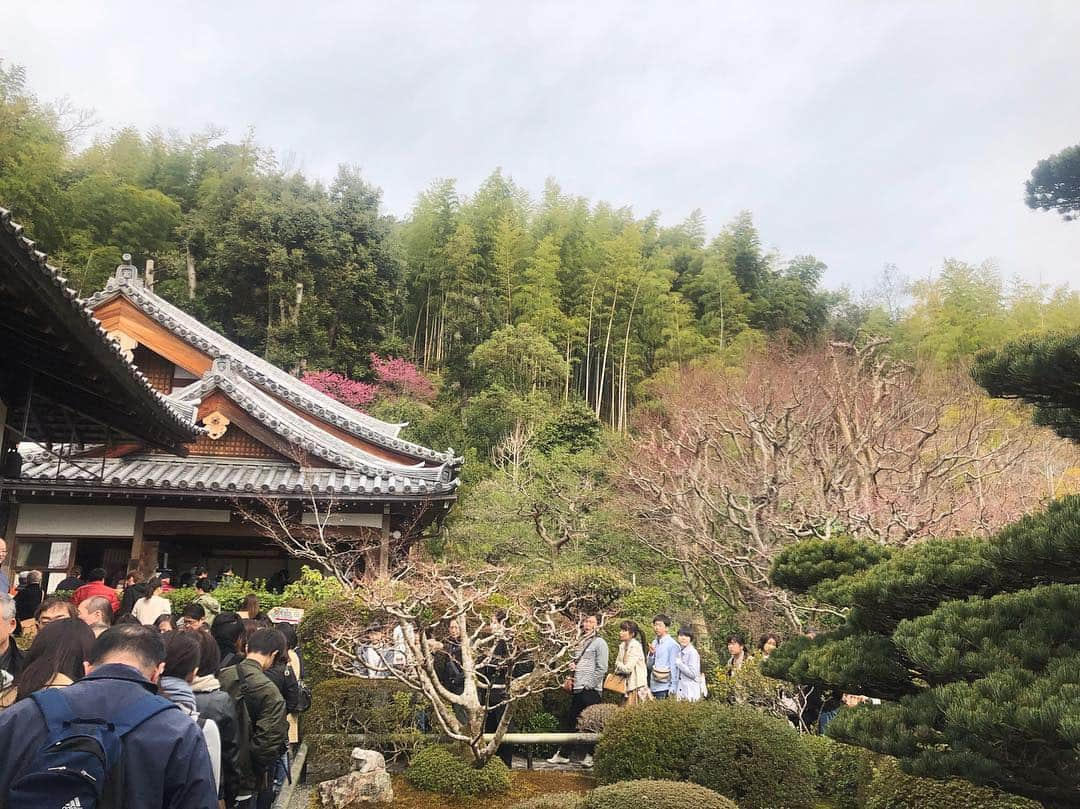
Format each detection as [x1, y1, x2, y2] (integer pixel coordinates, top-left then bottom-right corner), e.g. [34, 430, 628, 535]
[7, 688, 176, 809]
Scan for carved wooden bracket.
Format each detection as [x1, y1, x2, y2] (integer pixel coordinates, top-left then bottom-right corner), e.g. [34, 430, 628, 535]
[203, 410, 231, 440]
[109, 329, 138, 362]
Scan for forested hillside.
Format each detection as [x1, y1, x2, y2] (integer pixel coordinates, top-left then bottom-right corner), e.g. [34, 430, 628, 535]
[5, 59, 1080, 632]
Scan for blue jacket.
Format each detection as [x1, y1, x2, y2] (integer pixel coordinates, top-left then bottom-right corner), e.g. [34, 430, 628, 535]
[0, 663, 218, 809]
[647, 633, 679, 693]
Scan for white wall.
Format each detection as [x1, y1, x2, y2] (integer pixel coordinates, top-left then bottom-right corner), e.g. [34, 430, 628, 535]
[145, 507, 231, 523]
[17, 504, 136, 537]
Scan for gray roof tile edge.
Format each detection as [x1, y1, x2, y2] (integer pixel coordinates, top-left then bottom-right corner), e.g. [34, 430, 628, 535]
[169, 360, 452, 482]
[0, 208, 202, 441]
[85, 275, 460, 466]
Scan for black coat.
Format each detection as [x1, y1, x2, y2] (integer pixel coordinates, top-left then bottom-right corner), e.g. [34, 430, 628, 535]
[265, 659, 300, 714]
[14, 583, 43, 622]
[118, 581, 147, 617]
[194, 687, 242, 801]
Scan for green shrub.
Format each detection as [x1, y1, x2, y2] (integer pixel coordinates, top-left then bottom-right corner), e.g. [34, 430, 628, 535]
[163, 577, 285, 617]
[404, 745, 511, 796]
[297, 596, 372, 684]
[281, 566, 344, 609]
[510, 795, 586, 809]
[582, 780, 738, 809]
[865, 760, 1042, 809]
[804, 734, 875, 809]
[594, 699, 705, 783]
[577, 703, 622, 732]
[595, 700, 816, 809]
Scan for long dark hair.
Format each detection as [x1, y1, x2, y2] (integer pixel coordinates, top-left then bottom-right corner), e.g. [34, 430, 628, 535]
[241, 594, 260, 618]
[17, 619, 95, 700]
[162, 630, 201, 681]
[619, 619, 647, 651]
[142, 577, 162, 603]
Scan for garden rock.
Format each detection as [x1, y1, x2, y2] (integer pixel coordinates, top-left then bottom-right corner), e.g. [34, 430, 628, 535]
[316, 748, 393, 806]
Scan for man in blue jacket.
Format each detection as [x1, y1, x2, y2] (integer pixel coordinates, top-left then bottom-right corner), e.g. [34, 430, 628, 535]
[0, 623, 218, 809]
[647, 613, 679, 700]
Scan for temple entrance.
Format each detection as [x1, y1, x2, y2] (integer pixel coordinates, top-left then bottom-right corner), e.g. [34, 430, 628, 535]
[150, 533, 303, 588]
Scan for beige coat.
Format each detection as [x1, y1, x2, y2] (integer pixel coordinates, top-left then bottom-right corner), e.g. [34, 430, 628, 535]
[615, 638, 648, 692]
[286, 648, 301, 744]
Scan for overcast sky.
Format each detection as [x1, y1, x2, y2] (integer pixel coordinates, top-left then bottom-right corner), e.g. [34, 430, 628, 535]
[4, 1, 1080, 290]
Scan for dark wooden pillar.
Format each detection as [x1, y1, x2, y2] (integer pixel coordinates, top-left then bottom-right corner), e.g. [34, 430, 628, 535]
[378, 506, 391, 579]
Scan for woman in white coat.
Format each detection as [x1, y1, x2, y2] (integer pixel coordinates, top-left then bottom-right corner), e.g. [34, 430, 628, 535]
[614, 620, 652, 705]
[670, 625, 703, 702]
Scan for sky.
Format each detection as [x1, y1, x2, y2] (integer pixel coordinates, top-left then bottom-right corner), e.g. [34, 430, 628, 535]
[4, 1, 1080, 291]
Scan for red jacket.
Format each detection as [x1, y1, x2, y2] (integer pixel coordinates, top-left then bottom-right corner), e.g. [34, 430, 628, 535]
[72, 580, 121, 614]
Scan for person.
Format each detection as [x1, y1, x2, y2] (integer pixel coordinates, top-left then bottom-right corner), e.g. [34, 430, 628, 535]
[614, 619, 651, 706]
[72, 567, 121, 614]
[671, 625, 703, 702]
[435, 619, 465, 695]
[647, 613, 678, 700]
[14, 570, 44, 635]
[0, 624, 218, 808]
[77, 594, 114, 637]
[193, 576, 222, 626]
[276, 623, 306, 747]
[212, 612, 246, 669]
[182, 602, 208, 632]
[1, 618, 94, 708]
[54, 564, 84, 593]
[262, 629, 298, 798]
[118, 567, 147, 617]
[548, 613, 608, 767]
[159, 570, 175, 593]
[726, 633, 748, 675]
[237, 593, 264, 622]
[759, 633, 780, 660]
[115, 613, 142, 625]
[355, 625, 391, 678]
[479, 610, 514, 767]
[133, 576, 171, 625]
[267, 568, 288, 594]
[155, 613, 177, 633]
[0, 593, 23, 683]
[219, 627, 289, 809]
[0, 538, 8, 594]
[161, 630, 223, 796]
[34, 596, 77, 628]
[190, 627, 242, 806]
[819, 692, 867, 733]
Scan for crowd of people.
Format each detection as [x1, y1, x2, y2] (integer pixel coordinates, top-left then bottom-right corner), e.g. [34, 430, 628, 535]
[0, 561, 308, 809]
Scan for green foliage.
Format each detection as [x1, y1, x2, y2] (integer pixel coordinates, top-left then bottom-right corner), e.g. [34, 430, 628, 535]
[298, 597, 372, 684]
[1025, 142, 1080, 220]
[973, 331, 1080, 441]
[470, 324, 567, 395]
[803, 735, 875, 809]
[595, 700, 816, 809]
[163, 578, 285, 617]
[865, 759, 1042, 809]
[404, 745, 512, 797]
[770, 537, 893, 596]
[541, 566, 632, 615]
[534, 399, 602, 454]
[280, 566, 345, 609]
[582, 780, 738, 809]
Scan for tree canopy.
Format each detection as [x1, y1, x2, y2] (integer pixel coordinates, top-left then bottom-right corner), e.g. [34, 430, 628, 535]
[1025, 142, 1080, 220]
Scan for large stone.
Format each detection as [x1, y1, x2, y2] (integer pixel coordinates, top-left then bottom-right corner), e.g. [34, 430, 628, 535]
[351, 747, 386, 774]
[316, 769, 394, 807]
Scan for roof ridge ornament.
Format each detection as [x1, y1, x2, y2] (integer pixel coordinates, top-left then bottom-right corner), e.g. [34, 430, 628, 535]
[114, 253, 143, 288]
[211, 355, 238, 376]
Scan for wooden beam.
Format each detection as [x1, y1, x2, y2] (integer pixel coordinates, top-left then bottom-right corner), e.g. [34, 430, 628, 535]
[379, 506, 391, 579]
[130, 505, 145, 570]
[3, 502, 18, 590]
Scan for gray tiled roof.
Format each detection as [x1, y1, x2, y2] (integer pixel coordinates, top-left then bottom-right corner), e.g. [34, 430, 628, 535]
[0, 207, 200, 447]
[18, 454, 456, 497]
[169, 356, 452, 483]
[86, 265, 458, 466]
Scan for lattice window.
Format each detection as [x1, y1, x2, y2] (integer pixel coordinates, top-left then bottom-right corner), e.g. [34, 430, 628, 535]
[188, 427, 286, 459]
[132, 345, 175, 394]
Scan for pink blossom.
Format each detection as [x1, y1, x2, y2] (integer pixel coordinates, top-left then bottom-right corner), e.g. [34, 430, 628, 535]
[369, 354, 436, 401]
[301, 370, 378, 410]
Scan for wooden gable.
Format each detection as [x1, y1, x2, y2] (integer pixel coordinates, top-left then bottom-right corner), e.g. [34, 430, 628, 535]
[92, 296, 213, 377]
[187, 425, 290, 460]
[195, 391, 335, 467]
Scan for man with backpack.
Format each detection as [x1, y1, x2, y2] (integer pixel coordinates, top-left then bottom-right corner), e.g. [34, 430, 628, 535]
[0, 624, 217, 809]
[219, 627, 288, 809]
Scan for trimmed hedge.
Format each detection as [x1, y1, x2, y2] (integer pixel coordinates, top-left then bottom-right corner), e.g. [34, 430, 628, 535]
[595, 700, 816, 809]
[804, 734, 874, 809]
[404, 745, 511, 796]
[582, 780, 738, 809]
[577, 703, 622, 732]
[866, 760, 1042, 809]
[297, 596, 372, 684]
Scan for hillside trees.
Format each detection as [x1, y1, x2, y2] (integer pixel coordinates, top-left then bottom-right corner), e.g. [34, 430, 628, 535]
[764, 498, 1080, 808]
[619, 340, 1080, 627]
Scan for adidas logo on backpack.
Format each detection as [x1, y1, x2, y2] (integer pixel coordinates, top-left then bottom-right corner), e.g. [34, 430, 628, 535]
[62, 798, 84, 809]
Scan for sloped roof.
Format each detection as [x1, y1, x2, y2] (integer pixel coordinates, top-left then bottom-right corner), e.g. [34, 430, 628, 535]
[86, 264, 458, 466]
[170, 356, 453, 484]
[16, 454, 456, 499]
[0, 207, 198, 452]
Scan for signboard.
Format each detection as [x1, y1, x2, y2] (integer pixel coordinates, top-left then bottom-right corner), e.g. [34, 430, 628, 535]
[267, 606, 305, 624]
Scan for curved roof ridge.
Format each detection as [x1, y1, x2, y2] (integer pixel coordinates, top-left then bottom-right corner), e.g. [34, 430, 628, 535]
[172, 357, 451, 487]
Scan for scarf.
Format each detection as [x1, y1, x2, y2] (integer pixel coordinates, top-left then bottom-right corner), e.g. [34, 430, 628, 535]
[160, 675, 198, 715]
[191, 673, 221, 693]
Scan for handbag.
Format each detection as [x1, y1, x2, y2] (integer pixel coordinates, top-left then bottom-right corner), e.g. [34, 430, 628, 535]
[603, 673, 627, 695]
[652, 666, 671, 684]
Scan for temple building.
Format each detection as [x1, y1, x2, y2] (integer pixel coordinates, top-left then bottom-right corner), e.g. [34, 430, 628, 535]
[1, 214, 461, 590]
